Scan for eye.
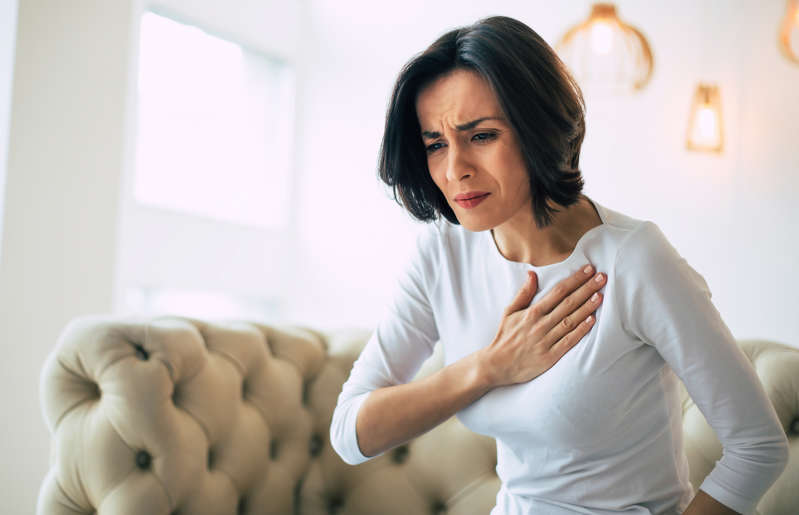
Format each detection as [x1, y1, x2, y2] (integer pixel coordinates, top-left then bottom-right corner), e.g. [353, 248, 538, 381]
[472, 132, 497, 142]
[425, 141, 445, 154]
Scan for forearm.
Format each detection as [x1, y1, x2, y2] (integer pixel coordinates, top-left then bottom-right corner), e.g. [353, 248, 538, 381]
[355, 349, 493, 458]
[683, 489, 739, 515]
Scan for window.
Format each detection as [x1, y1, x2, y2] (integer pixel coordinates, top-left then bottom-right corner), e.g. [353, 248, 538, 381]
[114, 11, 296, 320]
[133, 11, 294, 228]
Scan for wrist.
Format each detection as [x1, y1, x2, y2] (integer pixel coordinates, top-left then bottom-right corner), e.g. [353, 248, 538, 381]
[471, 347, 498, 392]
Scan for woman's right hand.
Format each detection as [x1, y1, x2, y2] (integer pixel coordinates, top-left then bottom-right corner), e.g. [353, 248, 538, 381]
[480, 265, 606, 388]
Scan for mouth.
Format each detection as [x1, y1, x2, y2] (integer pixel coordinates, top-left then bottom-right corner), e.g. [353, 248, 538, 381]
[454, 191, 490, 201]
[454, 193, 490, 209]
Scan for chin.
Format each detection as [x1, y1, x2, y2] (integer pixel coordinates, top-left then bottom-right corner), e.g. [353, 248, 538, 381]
[455, 216, 494, 233]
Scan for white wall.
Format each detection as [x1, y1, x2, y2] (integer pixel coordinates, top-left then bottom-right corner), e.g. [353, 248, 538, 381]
[286, 0, 799, 346]
[0, 0, 305, 511]
[0, 0, 18, 264]
[0, 1, 135, 510]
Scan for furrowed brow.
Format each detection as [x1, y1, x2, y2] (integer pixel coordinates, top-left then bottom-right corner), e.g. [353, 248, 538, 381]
[421, 116, 503, 140]
[455, 117, 501, 131]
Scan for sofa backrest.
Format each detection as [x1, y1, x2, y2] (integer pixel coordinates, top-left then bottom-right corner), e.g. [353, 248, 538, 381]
[37, 316, 799, 514]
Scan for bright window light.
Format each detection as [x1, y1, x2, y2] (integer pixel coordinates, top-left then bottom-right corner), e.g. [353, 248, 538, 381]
[133, 11, 294, 228]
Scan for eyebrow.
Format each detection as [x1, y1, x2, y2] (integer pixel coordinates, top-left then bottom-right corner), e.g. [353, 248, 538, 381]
[420, 116, 504, 140]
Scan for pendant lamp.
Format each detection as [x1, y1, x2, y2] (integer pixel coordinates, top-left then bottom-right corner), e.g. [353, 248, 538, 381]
[685, 84, 723, 153]
[556, 3, 654, 93]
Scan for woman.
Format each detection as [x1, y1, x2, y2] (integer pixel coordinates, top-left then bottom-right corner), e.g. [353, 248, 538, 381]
[330, 16, 788, 515]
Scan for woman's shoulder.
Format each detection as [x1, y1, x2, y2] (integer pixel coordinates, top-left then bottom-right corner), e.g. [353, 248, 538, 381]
[594, 202, 668, 252]
[600, 207, 714, 314]
[597, 205, 693, 287]
[405, 219, 451, 274]
[413, 218, 449, 254]
[589, 201, 686, 277]
[594, 201, 646, 235]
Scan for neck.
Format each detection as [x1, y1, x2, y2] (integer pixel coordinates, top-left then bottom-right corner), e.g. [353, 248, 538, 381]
[491, 194, 602, 267]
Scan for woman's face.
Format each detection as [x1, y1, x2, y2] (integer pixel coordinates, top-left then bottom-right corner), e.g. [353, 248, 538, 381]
[415, 68, 531, 232]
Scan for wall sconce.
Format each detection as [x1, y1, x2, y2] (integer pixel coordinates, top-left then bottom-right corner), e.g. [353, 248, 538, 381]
[556, 3, 654, 93]
[779, 0, 799, 64]
[686, 84, 723, 153]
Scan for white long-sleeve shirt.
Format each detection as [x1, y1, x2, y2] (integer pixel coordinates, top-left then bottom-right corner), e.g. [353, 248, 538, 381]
[330, 197, 788, 514]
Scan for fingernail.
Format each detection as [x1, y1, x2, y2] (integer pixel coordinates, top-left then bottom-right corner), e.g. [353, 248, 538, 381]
[595, 273, 604, 283]
[591, 292, 599, 302]
[583, 265, 592, 274]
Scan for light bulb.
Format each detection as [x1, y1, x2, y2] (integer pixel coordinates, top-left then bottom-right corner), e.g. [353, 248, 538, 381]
[690, 106, 720, 147]
[686, 84, 723, 153]
[590, 21, 614, 55]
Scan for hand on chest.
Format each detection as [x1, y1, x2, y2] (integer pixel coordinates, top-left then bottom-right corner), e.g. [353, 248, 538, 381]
[446, 312, 665, 453]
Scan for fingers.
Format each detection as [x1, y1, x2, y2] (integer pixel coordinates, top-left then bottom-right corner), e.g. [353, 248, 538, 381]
[534, 264, 600, 316]
[548, 304, 597, 356]
[543, 270, 605, 345]
[503, 271, 538, 316]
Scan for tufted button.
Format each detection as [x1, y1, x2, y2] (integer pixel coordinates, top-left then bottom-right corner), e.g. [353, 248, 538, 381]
[792, 418, 799, 434]
[431, 500, 447, 514]
[309, 434, 323, 457]
[89, 381, 101, 399]
[293, 480, 303, 510]
[391, 445, 409, 465]
[207, 447, 215, 469]
[302, 382, 310, 406]
[133, 343, 149, 361]
[237, 496, 247, 514]
[241, 379, 248, 399]
[135, 450, 151, 470]
[270, 439, 280, 460]
[326, 496, 344, 514]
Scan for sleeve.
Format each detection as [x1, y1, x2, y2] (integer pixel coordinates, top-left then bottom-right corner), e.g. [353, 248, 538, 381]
[614, 221, 789, 515]
[329, 224, 441, 465]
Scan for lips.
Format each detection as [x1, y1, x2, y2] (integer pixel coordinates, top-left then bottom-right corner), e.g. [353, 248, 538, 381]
[454, 191, 490, 201]
[454, 193, 490, 209]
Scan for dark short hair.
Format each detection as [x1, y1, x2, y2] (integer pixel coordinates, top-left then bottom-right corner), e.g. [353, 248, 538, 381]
[377, 15, 586, 228]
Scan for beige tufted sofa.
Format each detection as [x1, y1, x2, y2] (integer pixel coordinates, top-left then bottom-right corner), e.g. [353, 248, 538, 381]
[38, 315, 799, 515]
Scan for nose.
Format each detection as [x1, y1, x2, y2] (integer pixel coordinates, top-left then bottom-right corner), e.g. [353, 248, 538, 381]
[445, 144, 473, 183]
